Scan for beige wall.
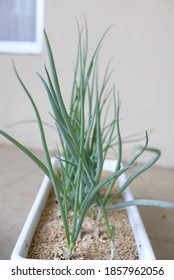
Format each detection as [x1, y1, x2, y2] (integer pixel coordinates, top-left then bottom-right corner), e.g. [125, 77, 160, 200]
[0, 0, 174, 168]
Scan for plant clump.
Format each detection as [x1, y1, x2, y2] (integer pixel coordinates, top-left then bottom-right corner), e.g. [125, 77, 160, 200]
[1, 19, 174, 259]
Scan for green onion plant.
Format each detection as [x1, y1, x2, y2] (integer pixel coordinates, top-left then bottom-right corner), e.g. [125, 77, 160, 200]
[1, 19, 174, 259]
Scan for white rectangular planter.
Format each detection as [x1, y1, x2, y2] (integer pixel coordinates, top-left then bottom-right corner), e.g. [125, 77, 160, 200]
[11, 159, 156, 260]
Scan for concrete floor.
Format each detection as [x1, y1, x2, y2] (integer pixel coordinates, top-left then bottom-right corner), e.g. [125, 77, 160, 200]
[129, 165, 174, 260]
[0, 145, 174, 260]
[0, 145, 44, 260]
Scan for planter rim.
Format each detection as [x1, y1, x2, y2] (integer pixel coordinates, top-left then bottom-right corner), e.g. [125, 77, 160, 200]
[11, 158, 156, 260]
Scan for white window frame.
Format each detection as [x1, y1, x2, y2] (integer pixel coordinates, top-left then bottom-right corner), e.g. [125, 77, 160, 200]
[0, 0, 44, 54]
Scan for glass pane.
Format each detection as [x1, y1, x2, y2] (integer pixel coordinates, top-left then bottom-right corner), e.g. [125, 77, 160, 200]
[0, 0, 36, 42]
